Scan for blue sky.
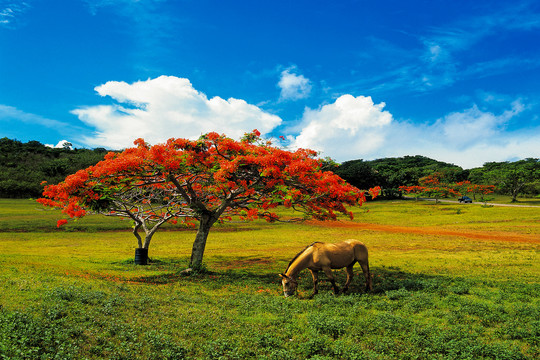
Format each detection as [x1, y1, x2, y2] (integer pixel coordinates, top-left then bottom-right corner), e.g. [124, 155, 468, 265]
[1, 0, 540, 168]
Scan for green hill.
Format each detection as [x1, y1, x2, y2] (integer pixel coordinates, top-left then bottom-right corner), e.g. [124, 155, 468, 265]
[0, 138, 108, 198]
[334, 155, 468, 198]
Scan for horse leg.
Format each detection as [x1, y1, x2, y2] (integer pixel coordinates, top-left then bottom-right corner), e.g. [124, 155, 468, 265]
[309, 269, 319, 295]
[359, 260, 372, 291]
[322, 267, 340, 294]
[343, 264, 355, 293]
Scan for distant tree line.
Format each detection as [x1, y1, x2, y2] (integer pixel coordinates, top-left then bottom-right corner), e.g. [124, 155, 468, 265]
[0, 138, 108, 198]
[334, 155, 540, 201]
[1, 138, 539, 201]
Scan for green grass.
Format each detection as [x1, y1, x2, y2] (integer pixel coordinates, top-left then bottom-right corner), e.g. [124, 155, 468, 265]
[0, 199, 539, 359]
[354, 199, 540, 234]
[482, 194, 540, 206]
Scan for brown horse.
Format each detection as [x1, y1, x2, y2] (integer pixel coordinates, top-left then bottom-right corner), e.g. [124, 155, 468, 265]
[279, 240, 372, 297]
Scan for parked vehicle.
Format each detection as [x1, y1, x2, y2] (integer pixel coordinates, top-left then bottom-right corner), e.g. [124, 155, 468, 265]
[458, 196, 473, 203]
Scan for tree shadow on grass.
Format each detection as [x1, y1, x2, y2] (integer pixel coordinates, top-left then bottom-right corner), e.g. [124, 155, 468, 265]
[128, 268, 282, 287]
[121, 256, 283, 286]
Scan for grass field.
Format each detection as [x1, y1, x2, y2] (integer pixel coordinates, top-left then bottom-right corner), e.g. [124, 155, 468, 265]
[0, 198, 539, 359]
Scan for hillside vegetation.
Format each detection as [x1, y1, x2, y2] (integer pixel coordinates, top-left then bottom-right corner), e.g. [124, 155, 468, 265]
[0, 138, 108, 198]
[334, 156, 540, 199]
[1, 137, 538, 200]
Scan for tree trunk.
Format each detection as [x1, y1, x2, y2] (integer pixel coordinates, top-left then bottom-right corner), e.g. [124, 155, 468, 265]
[143, 234, 153, 249]
[189, 213, 216, 270]
[511, 188, 519, 202]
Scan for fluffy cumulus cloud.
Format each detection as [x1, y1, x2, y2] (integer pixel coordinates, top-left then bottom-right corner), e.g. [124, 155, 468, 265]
[278, 68, 312, 101]
[290, 96, 539, 168]
[70, 75, 539, 168]
[292, 95, 392, 157]
[72, 76, 282, 148]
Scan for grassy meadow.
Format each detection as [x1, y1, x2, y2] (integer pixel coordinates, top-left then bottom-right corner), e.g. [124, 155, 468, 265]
[0, 198, 539, 359]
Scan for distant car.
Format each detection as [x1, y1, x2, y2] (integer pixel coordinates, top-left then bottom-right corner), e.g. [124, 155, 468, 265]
[458, 196, 472, 203]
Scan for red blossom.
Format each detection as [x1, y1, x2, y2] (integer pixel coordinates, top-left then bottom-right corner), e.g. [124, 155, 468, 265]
[401, 176, 497, 203]
[57, 219, 68, 228]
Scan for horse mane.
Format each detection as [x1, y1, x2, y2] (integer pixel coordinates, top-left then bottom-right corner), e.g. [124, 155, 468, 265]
[285, 241, 323, 273]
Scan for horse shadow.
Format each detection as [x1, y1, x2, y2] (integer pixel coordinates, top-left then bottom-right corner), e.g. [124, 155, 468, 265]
[314, 266, 469, 296]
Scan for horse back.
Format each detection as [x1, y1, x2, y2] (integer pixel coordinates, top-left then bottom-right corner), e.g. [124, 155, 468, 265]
[310, 240, 368, 269]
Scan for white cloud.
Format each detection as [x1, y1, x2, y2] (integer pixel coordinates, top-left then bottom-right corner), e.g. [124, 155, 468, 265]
[72, 76, 282, 148]
[386, 124, 540, 169]
[386, 100, 538, 168]
[278, 68, 312, 101]
[292, 94, 392, 156]
[70, 75, 538, 168]
[431, 102, 523, 149]
[290, 96, 539, 168]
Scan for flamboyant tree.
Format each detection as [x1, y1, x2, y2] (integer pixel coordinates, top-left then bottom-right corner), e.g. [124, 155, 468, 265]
[400, 175, 496, 205]
[455, 181, 496, 204]
[399, 185, 458, 203]
[398, 185, 426, 201]
[38, 130, 380, 269]
[399, 172, 459, 203]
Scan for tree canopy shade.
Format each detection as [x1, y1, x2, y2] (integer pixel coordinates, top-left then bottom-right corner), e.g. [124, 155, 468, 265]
[38, 130, 380, 269]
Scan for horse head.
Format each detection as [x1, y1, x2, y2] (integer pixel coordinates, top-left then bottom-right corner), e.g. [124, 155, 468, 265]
[279, 273, 298, 297]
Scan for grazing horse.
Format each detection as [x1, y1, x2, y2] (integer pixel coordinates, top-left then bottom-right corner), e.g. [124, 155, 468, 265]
[279, 240, 372, 297]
